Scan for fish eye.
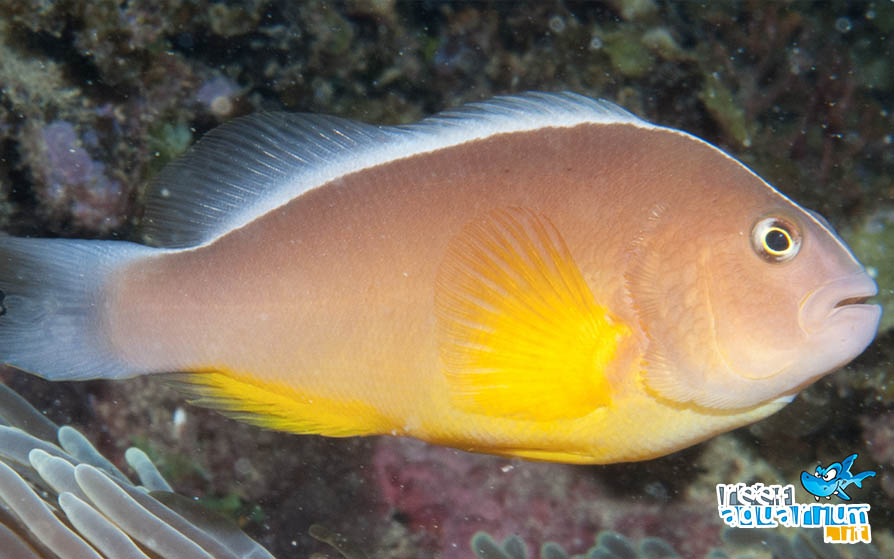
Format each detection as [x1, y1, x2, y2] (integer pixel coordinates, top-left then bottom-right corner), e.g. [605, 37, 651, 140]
[751, 217, 801, 263]
[823, 468, 837, 481]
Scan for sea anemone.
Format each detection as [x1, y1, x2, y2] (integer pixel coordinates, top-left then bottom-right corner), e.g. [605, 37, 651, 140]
[0, 383, 275, 559]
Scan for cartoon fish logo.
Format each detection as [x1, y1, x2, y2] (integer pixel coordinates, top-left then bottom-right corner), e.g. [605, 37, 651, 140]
[801, 453, 876, 501]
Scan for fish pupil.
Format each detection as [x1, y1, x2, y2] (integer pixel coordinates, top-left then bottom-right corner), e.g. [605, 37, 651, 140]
[765, 229, 790, 252]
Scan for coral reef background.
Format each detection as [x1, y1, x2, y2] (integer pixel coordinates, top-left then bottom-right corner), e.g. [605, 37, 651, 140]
[0, 1, 891, 557]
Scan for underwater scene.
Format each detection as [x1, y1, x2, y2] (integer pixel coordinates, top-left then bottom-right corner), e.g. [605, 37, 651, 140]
[0, 1, 892, 558]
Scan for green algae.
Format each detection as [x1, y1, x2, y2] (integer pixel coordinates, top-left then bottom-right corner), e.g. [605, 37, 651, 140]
[608, 0, 658, 23]
[197, 491, 266, 527]
[130, 434, 210, 485]
[0, 21, 80, 121]
[147, 120, 193, 172]
[640, 27, 689, 62]
[699, 72, 754, 148]
[599, 24, 656, 78]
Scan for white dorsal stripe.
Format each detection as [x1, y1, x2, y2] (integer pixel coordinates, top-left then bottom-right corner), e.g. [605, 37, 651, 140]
[137, 92, 656, 248]
[137, 90, 855, 262]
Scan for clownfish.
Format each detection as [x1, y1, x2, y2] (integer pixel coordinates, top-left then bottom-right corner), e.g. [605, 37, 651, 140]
[0, 92, 880, 463]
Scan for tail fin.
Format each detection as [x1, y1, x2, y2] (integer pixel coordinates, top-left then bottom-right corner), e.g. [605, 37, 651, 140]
[0, 236, 157, 380]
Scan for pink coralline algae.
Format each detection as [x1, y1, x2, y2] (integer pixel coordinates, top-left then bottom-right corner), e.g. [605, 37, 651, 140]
[36, 121, 126, 231]
[372, 437, 721, 558]
[373, 437, 596, 557]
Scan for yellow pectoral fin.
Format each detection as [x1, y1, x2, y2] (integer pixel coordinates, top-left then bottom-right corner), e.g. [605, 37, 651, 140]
[435, 207, 629, 422]
[167, 370, 393, 437]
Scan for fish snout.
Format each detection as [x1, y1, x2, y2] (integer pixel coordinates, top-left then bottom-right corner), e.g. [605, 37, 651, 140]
[801, 471, 832, 497]
[799, 271, 881, 344]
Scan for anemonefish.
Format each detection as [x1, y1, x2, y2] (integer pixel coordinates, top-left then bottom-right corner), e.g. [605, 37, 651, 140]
[0, 92, 880, 463]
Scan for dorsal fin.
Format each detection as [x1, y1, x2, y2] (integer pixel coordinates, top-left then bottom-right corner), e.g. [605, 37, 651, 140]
[137, 114, 401, 248]
[137, 92, 651, 248]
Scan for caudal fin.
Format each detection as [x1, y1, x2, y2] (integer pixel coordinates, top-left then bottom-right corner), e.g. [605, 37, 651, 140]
[0, 236, 156, 380]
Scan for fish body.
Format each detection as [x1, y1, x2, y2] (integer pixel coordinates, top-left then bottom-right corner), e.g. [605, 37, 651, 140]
[0, 93, 881, 463]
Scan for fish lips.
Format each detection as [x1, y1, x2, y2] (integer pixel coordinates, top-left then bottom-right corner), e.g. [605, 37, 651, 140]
[799, 271, 881, 357]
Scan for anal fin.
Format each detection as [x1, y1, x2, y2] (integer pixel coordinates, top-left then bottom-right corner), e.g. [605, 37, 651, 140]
[167, 370, 393, 437]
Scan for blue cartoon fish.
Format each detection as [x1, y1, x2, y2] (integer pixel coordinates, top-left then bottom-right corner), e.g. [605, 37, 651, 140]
[801, 453, 876, 501]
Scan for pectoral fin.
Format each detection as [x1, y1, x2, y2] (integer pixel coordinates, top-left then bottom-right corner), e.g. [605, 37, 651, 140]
[435, 207, 629, 421]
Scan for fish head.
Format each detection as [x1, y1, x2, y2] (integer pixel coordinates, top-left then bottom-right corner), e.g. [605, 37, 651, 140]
[711, 202, 879, 387]
[628, 162, 880, 410]
[801, 463, 841, 497]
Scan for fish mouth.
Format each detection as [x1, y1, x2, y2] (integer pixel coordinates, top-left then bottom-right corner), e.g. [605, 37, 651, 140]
[760, 271, 880, 391]
[834, 295, 871, 308]
[800, 271, 881, 336]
